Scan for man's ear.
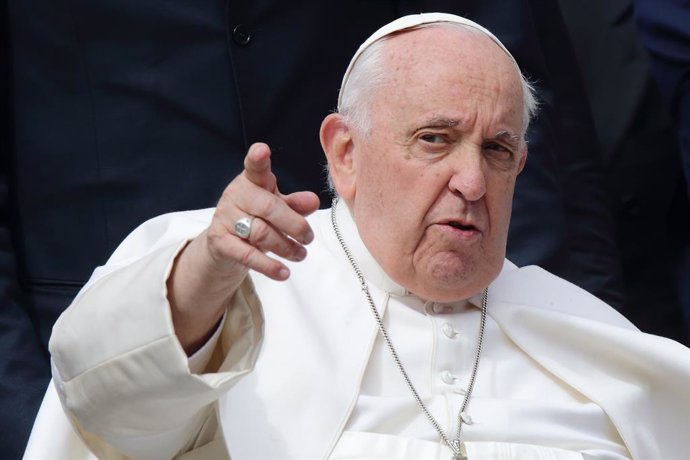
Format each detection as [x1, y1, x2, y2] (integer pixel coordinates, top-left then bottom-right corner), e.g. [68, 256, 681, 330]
[320, 113, 357, 201]
[517, 144, 528, 174]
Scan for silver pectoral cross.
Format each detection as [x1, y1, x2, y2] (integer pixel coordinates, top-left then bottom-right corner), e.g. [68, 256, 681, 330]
[448, 439, 467, 460]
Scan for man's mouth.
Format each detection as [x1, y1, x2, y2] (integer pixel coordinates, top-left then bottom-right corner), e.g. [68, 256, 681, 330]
[446, 220, 478, 232]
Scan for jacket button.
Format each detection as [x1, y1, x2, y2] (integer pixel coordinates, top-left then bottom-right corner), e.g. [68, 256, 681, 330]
[232, 24, 251, 46]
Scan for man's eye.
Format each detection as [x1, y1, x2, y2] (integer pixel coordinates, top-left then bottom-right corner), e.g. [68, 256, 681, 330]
[484, 142, 509, 152]
[419, 133, 447, 144]
[484, 142, 514, 158]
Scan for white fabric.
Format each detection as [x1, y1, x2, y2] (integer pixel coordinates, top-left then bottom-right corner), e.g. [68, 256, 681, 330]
[336, 295, 629, 459]
[27, 201, 690, 459]
[332, 433, 588, 460]
[24, 381, 97, 460]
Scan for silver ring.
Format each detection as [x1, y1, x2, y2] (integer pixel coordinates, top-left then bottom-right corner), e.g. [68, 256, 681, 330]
[234, 216, 254, 239]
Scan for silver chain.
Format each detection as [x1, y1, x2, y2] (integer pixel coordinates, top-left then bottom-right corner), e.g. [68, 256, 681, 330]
[330, 198, 487, 457]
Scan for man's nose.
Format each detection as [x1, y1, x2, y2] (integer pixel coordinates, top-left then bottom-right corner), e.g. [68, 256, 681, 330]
[447, 150, 487, 202]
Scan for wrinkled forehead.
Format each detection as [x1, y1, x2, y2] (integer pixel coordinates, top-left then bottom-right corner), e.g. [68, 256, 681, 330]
[337, 12, 519, 110]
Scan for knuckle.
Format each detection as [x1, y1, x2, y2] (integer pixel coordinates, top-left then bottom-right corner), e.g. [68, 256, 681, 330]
[211, 206, 224, 221]
[281, 238, 297, 254]
[221, 180, 239, 199]
[206, 240, 236, 267]
[287, 243, 306, 261]
[206, 220, 223, 238]
[255, 194, 276, 218]
[206, 223, 228, 247]
[250, 221, 271, 246]
[219, 188, 232, 203]
[267, 259, 285, 277]
[205, 227, 226, 255]
[295, 218, 310, 235]
[238, 245, 256, 267]
[273, 238, 293, 258]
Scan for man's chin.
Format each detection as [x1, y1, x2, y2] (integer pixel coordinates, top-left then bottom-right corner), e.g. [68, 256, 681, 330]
[414, 255, 501, 301]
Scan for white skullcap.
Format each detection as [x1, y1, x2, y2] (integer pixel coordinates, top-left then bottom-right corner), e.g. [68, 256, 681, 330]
[337, 12, 518, 110]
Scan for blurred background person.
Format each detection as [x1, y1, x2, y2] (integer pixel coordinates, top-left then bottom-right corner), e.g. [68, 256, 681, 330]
[632, 0, 690, 340]
[556, 0, 690, 343]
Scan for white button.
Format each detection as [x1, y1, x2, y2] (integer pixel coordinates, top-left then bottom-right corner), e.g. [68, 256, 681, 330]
[441, 370, 456, 385]
[442, 322, 458, 338]
[460, 411, 474, 425]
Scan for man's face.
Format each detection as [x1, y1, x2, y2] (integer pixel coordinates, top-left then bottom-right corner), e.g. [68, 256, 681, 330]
[345, 27, 527, 302]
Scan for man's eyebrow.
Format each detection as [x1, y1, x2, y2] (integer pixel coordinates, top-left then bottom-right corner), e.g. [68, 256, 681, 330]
[493, 130, 521, 145]
[408, 117, 462, 136]
[425, 117, 461, 127]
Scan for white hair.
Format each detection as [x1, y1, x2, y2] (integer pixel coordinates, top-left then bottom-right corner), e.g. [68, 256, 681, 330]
[338, 22, 539, 138]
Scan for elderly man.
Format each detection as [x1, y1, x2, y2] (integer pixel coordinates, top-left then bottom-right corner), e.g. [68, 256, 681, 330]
[27, 13, 689, 460]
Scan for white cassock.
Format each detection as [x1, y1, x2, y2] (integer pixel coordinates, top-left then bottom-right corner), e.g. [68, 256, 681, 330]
[25, 201, 690, 459]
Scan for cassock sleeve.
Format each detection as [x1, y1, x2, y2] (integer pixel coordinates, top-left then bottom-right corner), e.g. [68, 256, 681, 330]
[46, 210, 264, 460]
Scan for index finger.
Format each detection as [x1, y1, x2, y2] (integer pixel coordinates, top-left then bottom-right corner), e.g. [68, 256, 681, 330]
[243, 143, 277, 192]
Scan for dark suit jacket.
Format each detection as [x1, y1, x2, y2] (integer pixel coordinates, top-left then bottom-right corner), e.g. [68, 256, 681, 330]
[3, 1, 623, 456]
[634, 0, 690, 178]
[557, 0, 690, 343]
[633, 0, 690, 336]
